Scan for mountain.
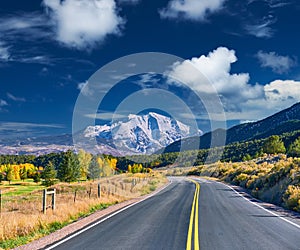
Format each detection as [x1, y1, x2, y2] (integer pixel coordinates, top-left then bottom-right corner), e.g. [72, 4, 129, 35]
[164, 102, 300, 153]
[0, 112, 202, 156]
[83, 112, 202, 154]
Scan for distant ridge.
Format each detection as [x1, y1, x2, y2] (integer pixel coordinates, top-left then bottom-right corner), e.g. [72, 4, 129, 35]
[164, 102, 300, 153]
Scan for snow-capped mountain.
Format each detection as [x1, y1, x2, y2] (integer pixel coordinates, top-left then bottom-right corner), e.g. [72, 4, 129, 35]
[0, 112, 202, 156]
[83, 112, 202, 154]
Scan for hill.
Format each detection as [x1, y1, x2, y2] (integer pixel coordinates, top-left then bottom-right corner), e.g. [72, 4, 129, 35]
[164, 102, 300, 153]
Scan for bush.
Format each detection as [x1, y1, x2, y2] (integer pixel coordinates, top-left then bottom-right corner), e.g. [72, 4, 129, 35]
[283, 185, 300, 212]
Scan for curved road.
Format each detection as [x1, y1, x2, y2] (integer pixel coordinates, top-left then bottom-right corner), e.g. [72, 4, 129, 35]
[46, 177, 300, 250]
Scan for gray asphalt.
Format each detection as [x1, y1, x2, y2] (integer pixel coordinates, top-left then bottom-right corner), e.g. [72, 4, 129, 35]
[47, 177, 300, 250]
[198, 178, 300, 250]
[48, 177, 194, 250]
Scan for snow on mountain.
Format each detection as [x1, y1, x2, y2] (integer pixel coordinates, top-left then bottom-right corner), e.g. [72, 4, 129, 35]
[83, 112, 202, 154]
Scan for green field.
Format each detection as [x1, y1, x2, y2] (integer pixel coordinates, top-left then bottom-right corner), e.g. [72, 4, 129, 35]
[0, 179, 43, 196]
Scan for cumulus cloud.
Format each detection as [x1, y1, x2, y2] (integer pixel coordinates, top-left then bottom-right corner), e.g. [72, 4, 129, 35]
[43, 0, 124, 50]
[264, 80, 300, 102]
[160, 0, 226, 21]
[165, 47, 300, 122]
[256, 51, 296, 74]
[167, 47, 263, 107]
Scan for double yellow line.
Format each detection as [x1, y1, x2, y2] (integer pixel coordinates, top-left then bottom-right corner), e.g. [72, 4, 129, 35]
[186, 179, 200, 250]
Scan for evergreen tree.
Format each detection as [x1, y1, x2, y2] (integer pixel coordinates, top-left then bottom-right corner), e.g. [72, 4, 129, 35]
[288, 137, 300, 157]
[42, 161, 57, 187]
[88, 156, 100, 180]
[263, 135, 286, 154]
[57, 150, 80, 182]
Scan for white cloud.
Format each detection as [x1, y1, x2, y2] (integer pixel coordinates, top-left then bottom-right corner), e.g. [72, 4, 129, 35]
[167, 47, 263, 105]
[43, 0, 124, 50]
[264, 80, 300, 102]
[165, 47, 300, 122]
[256, 51, 296, 74]
[78, 81, 94, 96]
[0, 100, 8, 107]
[0, 99, 8, 112]
[0, 42, 10, 61]
[7, 93, 26, 102]
[244, 19, 275, 38]
[160, 0, 226, 21]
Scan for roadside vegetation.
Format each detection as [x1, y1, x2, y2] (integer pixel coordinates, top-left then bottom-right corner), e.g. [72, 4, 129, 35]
[186, 155, 300, 213]
[0, 149, 167, 249]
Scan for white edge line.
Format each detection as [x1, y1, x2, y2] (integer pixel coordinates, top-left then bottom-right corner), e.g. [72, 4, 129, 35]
[45, 179, 173, 250]
[195, 178, 300, 230]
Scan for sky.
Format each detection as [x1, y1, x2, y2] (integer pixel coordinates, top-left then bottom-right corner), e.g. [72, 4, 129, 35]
[1, 0, 300, 139]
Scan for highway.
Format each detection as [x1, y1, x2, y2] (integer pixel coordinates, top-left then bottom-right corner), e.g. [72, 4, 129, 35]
[46, 177, 300, 250]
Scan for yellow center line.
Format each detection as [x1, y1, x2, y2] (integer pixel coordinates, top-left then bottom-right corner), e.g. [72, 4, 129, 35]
[186, 179, 200, 250]
[194, 182, 200, 250]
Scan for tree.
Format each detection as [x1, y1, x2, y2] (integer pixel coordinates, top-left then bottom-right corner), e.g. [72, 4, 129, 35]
[0, 172, 4, 183]
[42, 161, 57, 187]
[20, 167, 27, 181]
[263, 135, 286, 154]
[288, 137, 300, 157]
[88, 157, 100, 180]
[57, 151, 80, 182]
[78, 149, 92, 180]
[6, 168, 14, 184]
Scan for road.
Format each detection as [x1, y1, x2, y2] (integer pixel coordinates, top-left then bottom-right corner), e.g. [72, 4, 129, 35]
[46, 177, 300, 250]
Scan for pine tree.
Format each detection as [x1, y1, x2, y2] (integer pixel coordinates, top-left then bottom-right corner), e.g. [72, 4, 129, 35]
[288, 137, 300, 157]
[263, 135, 286, 154]
[57, 150, 80, 182]
[88, 157, 100, 180]
[42, 161, 57, 187]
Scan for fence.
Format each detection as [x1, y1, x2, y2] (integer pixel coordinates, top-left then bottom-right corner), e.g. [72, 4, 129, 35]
[0, 175, 151, 216]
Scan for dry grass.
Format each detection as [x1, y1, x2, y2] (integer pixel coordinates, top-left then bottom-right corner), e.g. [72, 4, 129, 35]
[0, 172, 167, 248]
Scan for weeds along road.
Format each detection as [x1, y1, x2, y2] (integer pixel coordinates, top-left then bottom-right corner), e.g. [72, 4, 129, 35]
[45, 177, 300, 250]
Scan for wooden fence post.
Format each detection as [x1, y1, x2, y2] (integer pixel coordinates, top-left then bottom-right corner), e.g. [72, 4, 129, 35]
[98, 183, 101, 198]
[74, 190, 77, 203]
[42, 188, 56, 214]
[51, 189, 56, 210]
[42, 189, 47, 214]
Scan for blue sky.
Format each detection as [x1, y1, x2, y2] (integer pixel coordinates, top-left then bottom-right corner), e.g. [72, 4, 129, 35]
[0, 0, 300, 138]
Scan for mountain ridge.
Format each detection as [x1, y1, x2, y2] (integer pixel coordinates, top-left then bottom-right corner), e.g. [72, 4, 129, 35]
[164, 102, 300, 153]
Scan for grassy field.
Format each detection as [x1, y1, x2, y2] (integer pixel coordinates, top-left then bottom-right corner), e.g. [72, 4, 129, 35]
[0, 179, 43, 196]
[0, 172, 167, 249]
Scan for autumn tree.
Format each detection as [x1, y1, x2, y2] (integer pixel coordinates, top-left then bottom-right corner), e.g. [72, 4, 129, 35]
[78, 149, 92, 180]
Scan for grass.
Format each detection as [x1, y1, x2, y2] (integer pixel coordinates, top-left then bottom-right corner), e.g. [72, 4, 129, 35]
[0, 179, 43, 196]
[0, 172, 167, 249]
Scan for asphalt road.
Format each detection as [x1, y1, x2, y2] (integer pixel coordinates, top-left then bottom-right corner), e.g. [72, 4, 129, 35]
[198, 178, 300, 250]
[46, 177, 300, 250]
